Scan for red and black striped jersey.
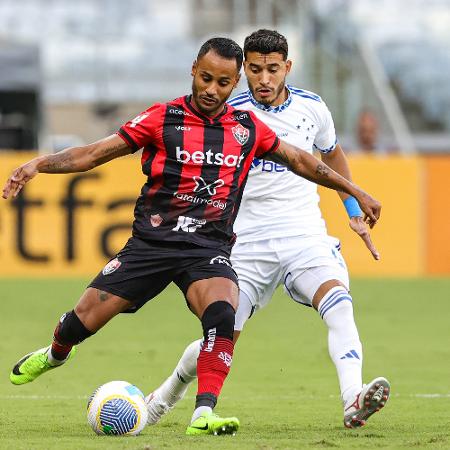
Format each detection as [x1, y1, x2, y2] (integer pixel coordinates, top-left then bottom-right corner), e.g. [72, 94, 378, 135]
[117, 95, 280, 249]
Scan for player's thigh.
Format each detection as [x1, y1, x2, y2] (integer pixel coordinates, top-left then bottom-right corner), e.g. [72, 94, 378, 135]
[175, 248, 240, 318]
[88, 237, 174, 314]
[282, 235, 349, 307]
[231, 240, 282, 310]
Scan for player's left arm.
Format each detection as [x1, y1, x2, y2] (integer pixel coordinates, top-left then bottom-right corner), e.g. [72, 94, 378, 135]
[321, 144, 380, 260]
[265, 140, 381, 228]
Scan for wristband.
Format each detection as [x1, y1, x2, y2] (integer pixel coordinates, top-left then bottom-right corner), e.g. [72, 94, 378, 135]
[343, 196, 363, 218]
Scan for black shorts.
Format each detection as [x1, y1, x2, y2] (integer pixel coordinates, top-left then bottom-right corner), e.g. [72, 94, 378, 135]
[88, 237, 238, 313]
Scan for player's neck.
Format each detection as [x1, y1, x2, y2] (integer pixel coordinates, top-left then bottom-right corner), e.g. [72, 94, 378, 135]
[269, 86, 289, 107]
[189, 96, 226, 119]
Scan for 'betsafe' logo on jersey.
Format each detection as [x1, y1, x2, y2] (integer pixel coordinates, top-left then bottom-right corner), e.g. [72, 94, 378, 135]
[176, 147, 245, 168]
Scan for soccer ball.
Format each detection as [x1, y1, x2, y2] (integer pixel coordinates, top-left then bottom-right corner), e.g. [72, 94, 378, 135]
[87, 380, 148, 436]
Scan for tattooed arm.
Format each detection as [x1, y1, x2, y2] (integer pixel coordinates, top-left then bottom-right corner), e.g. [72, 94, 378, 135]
[266, 140, 381, 227]
[2, 134, 132, 199]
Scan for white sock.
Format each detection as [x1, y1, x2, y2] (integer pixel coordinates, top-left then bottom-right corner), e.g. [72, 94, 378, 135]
[318, 287, 363, 406]
[191, 406, 212, 423]
[46, 347, 68, 367]
[155, 339, 202, 405]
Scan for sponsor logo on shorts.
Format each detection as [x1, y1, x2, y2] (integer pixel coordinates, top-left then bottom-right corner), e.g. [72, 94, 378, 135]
[210, 255, 231, 267]
[218, 351, 232, 367]
[204, 328, 216, 352]
[150, 214, 163, 227]
[102, 258, 121, 275]
[232, 123, 250, 145]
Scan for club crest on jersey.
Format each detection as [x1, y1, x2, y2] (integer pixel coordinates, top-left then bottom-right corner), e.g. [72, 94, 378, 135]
[232, 123, 249, 145]
[102, 258, 121, 275]
[150, 214, 163, 227]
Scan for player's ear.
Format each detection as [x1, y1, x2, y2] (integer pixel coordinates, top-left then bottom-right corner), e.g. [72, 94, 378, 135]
[233, 73, 241, 88]
[191, 60, 197, 77]
[285, 59, 292, 74]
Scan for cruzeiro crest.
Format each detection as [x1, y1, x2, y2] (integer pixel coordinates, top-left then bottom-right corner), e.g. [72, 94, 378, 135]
[231, 123, 249, 145]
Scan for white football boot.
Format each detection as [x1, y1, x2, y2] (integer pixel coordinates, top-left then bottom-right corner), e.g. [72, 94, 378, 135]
[344, 377, 390, 428]
[145, 389, 174, 425]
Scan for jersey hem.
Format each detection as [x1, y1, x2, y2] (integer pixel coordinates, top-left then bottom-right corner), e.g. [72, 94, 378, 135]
[235, 229, 328, 244]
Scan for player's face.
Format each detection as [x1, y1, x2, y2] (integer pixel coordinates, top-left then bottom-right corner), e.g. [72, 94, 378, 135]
[244, 51, 292, 107]
[191, 50, 241, 117]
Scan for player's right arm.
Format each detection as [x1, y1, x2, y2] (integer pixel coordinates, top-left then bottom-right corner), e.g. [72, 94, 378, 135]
[2, 134, 132, 199]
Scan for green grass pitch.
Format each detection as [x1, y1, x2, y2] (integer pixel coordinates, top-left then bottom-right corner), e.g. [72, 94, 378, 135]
[0, 278, 449, 449]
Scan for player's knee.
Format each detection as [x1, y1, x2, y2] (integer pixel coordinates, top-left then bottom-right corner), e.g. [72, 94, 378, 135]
[54, 310, 94, 345]
[201, 301, 235, 341]
[318, 287, 353, 321]
[318, 287, 354, 328]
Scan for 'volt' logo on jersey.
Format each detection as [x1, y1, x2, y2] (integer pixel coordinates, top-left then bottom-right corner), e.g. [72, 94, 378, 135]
[250, 158, 288, 173]
[193, 176, 224, 195]
[172, 215, 206, 233]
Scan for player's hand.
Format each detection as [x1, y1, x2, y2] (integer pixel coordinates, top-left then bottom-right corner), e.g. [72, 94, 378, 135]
[349, 216, 380, 260]
[354, 190, 381, 229]
[2, 160, 39, 199]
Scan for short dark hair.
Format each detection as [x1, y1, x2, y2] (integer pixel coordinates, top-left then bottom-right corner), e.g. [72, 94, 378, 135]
[244, 29, 288, 60]
[197, 37, 243, 71]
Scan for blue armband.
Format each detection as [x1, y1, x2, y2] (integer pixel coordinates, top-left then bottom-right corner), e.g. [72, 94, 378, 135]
[343, 196, 363, 218]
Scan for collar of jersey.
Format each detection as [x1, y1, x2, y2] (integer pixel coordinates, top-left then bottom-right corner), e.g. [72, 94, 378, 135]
[184, 95, 229, 121]
[248, 86, 292, 113]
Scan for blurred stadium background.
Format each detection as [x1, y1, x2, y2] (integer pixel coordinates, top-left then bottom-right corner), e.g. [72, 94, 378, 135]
[1, 1, 450, 448]
[0, 0, 449, 276]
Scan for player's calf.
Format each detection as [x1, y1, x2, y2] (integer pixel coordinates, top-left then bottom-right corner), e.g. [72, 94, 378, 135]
[146, 339, 201, 425]
[50, 310, 93, 363]
[191, 301, 237, 429]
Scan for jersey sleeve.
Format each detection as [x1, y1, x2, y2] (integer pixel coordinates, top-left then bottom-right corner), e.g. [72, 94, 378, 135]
[253, 114, 280, 158]
[313, 103, 337, 154]
[116, 103, 165, 153]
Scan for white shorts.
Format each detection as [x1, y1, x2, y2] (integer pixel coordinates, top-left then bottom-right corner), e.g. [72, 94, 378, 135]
[232, 235, 349, 330]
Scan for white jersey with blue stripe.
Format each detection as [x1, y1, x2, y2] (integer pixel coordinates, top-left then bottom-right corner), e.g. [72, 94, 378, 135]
[229, 85, 337, 242]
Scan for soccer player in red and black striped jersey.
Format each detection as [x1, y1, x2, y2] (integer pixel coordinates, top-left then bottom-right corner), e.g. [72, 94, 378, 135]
[3, 37, 381, 436]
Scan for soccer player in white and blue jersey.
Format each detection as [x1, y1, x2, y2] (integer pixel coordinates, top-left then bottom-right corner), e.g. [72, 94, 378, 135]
[145, 29, 390, 429]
